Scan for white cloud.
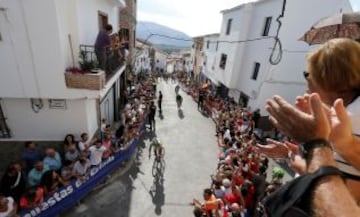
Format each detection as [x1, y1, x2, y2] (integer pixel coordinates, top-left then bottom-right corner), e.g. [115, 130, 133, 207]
[138, 0, 254, 36]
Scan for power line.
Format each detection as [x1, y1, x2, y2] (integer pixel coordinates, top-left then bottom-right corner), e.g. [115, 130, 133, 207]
[269, 0, 287, 65]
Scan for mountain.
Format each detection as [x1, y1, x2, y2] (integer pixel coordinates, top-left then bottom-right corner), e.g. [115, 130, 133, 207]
[136, 21, 193, 50]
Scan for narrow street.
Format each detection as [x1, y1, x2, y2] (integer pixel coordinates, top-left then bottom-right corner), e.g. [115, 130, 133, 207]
[64, 80, 219, 217]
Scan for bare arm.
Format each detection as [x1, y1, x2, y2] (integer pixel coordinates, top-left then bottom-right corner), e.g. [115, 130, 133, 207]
[307, 147, 360, 217]
[266, 94, 360, 216]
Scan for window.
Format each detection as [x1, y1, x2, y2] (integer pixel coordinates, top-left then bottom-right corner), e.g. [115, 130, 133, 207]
[226, 19, 233, 35]
[239, 92, 249, 108]
[262, 17, 272, 36]
[251, 62, 261, 80]
[216, 41, 219, 51]
[219, 54, 227, 69]
[207, 40, 210, 49]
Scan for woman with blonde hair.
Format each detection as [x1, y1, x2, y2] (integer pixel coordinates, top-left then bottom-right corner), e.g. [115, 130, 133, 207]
[257, 38, 360, 201]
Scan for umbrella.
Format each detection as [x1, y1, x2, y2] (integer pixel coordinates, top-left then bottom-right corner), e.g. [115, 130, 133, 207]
[300, 12, 360, 45]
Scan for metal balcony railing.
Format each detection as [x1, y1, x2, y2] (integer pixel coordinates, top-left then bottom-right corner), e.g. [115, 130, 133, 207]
[79, 45, 126, 81]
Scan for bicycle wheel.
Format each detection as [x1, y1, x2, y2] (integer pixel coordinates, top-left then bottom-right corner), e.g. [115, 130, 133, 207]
[152, 159, 159, 177]
[159, 158, 166, 174]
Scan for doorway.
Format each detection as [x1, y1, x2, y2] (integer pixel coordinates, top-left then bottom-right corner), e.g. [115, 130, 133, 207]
[239, 92, 249, 108]
[98, 11, 108, 30]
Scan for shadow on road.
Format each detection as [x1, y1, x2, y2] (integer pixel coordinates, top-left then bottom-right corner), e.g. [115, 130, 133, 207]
[63, 130, 157, 217]
[178, 109, 184, 119]
[159, 112, 164, 120]
[149, 159, 165, 215]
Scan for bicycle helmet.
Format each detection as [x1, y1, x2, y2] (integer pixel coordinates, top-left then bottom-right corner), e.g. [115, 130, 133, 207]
[152, 138, 160, 144]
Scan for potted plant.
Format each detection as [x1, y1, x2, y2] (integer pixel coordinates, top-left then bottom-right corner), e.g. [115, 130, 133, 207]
[79, 50, 99, 73]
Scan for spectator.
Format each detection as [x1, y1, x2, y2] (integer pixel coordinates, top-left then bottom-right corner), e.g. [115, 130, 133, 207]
[65, 145, 79, 163]
[102, 134, 114, 160]
[27, 161, 49, 187]
[78, 133, 89, 152]
[95, 24, 113, 70]
[252, 109, 261, 129]
[148, 101, 156, 131]
[100, 119, 107, 136]
[73, 155, 90, 180]
[43, 148, 62, 172]
[19, 186, 44, 210]
[193, 206, 203, 217]
[40, 170, 66, 195]
[192, 188, 219, 216]
[264, 92, 360, 217]
[0, 162, 26, 204]
[21, 142, 42, 174]
[261, 38, 360, 201]
[198, 90, 204, 111]
[88, 139, 108, 167]
[61, 160, 74, 182]
[213, 181, 225, 199]
[64, 134, 76, 152]
[0, 194, 18, 217]
[158, 91, 163, 114]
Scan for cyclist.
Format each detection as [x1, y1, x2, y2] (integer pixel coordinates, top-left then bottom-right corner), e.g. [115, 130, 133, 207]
[176, 94, 183, 109]
[149, 138, 164, 159]
[175, 85, 180, 95]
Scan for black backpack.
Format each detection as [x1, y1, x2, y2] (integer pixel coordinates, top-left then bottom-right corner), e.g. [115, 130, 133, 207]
[263, 166, 341, 217]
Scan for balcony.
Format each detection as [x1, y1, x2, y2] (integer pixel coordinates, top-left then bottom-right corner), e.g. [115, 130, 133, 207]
[65, 45, 127, 91]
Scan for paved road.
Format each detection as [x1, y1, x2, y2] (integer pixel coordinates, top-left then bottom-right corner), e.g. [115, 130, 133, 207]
[64, 80, 219, 217]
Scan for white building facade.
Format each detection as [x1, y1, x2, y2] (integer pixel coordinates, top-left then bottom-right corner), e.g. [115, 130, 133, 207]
[180, 49, 192, 76]
[154, 49, 167, 73]
[0, 0, 126, 140]
[202, 34, 220, 85]
[215, 0, 352, 110]
[134, 39, 152, 74]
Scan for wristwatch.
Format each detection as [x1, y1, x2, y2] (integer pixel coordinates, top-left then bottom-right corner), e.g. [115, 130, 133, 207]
[299, 139, 332, 160]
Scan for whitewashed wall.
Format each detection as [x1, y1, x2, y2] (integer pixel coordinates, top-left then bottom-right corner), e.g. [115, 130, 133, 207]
[218, 0, 352, 112]
[155, 51, 167, 72]
[1, 98, 98, 141]
[0, 0, 119, 99]
[203, 34, 220, 84]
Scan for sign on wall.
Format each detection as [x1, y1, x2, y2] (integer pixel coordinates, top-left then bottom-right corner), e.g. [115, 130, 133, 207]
[48, 99, 67, 109]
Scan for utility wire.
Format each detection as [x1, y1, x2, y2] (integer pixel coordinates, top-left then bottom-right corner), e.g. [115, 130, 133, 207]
[269, 0, 286, 65]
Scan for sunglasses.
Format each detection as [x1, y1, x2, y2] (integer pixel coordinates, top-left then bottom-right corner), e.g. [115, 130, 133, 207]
[303, 71, 310, 80]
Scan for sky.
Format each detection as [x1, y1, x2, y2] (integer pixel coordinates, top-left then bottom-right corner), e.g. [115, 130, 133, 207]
[138, 0, 360, 37]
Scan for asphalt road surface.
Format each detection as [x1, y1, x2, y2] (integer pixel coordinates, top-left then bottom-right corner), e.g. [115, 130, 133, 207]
[64, 80, 219, 217]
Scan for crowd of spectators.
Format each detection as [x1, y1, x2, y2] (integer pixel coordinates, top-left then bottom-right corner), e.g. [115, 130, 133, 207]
[0, 74, 157, 216]
[175, 73, 287, 217]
